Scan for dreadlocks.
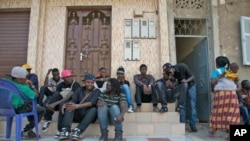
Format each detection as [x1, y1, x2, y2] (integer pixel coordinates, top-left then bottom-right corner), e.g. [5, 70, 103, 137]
[109, 78, 121, 95]
[215, 56, 230, 69]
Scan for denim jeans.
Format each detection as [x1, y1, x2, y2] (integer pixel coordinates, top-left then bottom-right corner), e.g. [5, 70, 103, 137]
[135, 85, 158, 106]
[121, 84, 133, 108]
[240, 105, 250, 124]
[57, 107, 97, 132]
[97, 105, 122, 132]
[154, 81, 179, 107]
[38, 86, 54, 106]
[14, 103, 45, 132]
[179, 84, 197, 127]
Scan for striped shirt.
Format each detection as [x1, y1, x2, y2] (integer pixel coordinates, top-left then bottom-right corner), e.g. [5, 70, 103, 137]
[98, 92, 127, 107]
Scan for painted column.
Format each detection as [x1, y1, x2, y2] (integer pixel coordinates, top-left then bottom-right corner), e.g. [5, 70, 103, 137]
[158, 0, 170, 66]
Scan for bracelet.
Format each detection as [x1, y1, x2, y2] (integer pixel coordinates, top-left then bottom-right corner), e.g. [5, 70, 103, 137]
[31, 85, 35, 89]
[75, 104, 80, 109]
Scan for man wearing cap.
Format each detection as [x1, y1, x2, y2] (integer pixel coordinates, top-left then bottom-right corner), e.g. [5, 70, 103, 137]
[42, 69, 80, 135]
[117, 66, 134, 113]
[22, 64, 39, 90]
[9, 66, 45, 138]
[154, 63, 178, 113]
[164, 63, 198, 132]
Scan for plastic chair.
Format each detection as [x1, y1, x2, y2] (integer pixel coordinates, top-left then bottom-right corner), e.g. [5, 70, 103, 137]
[0, 78, 39, 140]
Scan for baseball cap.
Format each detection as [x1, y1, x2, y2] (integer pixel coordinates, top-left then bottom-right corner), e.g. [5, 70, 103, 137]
[162, 63, 172, 73]
[61, 69, 72, 78]
[83, 73, 95, 81]
[11, 66, 28, 78]
[117, 66, 125, 74]
[22, 64, 32, 70]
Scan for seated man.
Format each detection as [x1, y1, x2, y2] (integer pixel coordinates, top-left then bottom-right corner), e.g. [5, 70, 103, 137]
[237, 80, 250, 125]
[22, 64, 39, 90]
[58, 73, 101, 140]
[10, 66, 45, 138]
[42, 69, 80, 134]
[116, 66, 134, 113]
[134, 64, 158, 112]
[94, 67, 110, 93]
[154, 63, 178, 113]
[38, 68, 64, 106]
[97, 78, 127, 141]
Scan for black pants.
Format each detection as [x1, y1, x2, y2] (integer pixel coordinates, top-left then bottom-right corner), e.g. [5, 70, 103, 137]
[135, 85, 158, 106]
[57, 107, 97, 133]
[38, 86, 54, 106]
[43, 92, 65, 121]
[14, 103, 45, 132]
[154, 81, 179, 107]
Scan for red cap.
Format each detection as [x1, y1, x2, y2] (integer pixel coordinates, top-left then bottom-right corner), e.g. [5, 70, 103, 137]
[61, 69, 72, 78]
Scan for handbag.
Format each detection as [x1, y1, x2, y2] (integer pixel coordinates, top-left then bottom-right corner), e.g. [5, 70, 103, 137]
[60, 81, 75, 98]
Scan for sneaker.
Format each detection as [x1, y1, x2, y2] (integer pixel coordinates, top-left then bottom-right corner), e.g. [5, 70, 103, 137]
[21, 130, 38, 138]
[71, 128, 82, 140]
[42, 120, 51, 132]
[153, 106, 159, 112]
[159, 107, 168, 113]
[127, 105, 134, 113]
[59, 128, 70, 139]
[54, 130, 60, 138]
[190, 126, 198, 132]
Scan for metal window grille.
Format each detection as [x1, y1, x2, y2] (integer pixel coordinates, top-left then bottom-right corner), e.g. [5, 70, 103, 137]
[175, 0, 206, 10]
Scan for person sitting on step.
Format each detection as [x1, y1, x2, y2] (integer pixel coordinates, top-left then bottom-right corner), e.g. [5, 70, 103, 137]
[134, 64, 158, 112]
[154, 63, 178, 113]
[42, 69, 80, 137]
[97, 78, 127, 141]
[38, 68, 64, 106]
[94, 67, 110, 93]
[58, 73, 101, 140]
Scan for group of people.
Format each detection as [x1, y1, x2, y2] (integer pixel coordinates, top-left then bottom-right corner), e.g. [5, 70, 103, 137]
[6, 62, 200, 140]
[209, 56, 250, 141]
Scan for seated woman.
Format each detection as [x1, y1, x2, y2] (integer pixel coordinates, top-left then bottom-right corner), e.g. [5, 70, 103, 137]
[237, 80, 250, 125]
[94, 67, 110, 93]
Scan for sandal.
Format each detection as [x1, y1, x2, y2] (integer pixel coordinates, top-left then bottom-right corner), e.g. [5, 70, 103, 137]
[208, 130, 216, 138]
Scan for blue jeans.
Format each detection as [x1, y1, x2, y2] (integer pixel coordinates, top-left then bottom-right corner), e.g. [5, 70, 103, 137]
[180, 84, 197, 127]
[121, 84, 133, 108]
[97, 105, 123, 132]
[240, 105, 250, 124]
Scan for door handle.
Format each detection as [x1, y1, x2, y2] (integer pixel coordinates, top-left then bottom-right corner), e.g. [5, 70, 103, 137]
[80, 52, 84, 61]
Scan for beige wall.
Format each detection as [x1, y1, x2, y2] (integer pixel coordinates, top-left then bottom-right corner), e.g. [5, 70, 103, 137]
[217, 0, 250, 80]
[0, 0, 170, 94]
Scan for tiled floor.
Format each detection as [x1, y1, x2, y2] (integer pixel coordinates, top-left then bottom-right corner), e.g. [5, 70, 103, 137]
[0, 123, 228, 141]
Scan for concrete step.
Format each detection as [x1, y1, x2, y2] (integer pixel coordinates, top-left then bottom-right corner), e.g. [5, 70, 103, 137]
[0, 103, 184, 137]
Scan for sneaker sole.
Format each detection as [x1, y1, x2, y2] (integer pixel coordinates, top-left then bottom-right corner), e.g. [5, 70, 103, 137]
[42, 128, 49, 132]
[59, 136, 69, 140]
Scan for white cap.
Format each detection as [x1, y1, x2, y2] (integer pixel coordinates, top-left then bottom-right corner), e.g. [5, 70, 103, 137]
[11, 66, 28, 78]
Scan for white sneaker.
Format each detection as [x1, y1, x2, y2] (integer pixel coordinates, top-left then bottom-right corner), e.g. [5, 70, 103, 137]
[42, 120, 51, 132]
[54, 130, 60, 138]
[128, 105, 134, 113]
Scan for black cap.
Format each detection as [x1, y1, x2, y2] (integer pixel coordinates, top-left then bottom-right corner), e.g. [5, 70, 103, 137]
[117, 66, 125, 74]
[162, 63, 172, 73]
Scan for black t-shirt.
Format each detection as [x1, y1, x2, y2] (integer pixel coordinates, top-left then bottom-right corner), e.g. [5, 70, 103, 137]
[119, 80, 130, 87]
[71, 87, 101, 106]
[56, 80, 80, 92]
[173, 63, 195, 86]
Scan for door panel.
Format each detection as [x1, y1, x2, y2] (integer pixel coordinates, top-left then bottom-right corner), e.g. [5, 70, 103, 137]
[65, 9, 111, 82]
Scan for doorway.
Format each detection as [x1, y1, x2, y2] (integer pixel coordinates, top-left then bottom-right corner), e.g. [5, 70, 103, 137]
[65, 8, 111, 82]
[175, 37, 211, 122]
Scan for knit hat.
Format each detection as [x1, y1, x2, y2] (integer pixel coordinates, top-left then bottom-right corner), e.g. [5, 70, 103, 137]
[22, 64, 32, 70]
[61, 69, 72, 78]
[117, 66, 125, 74]
[83, 73, 95, 81]
[11, 66, 28, 78]
[162, 63, 172, 73]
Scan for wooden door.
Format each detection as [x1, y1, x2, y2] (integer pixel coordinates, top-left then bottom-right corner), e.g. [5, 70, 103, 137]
[65, 9, 111, 82]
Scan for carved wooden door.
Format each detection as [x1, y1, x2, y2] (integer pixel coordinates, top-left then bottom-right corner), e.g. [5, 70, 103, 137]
[65, 9, 111, 82]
